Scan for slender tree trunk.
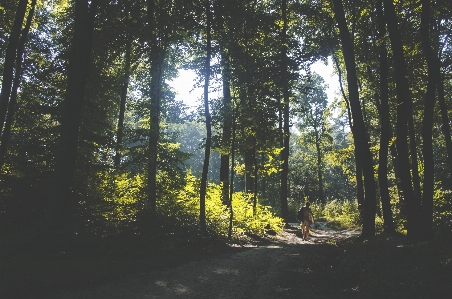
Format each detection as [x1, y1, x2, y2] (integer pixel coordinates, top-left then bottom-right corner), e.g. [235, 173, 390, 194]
[313, 120, 324, 204]
[436, 60, 452, 179]
[199, 0, 212, 232]
[383, 0, 420, 239]
[409, 114, 422, 203]
[0, 0, 36, 171]
[47, 0, 98, 233]
[228, 108, 237, 241]
[420, 0, 437, 238]
[245, 150, 254, 193]
[0, 0, 28, 132]
[114, 40, 132, 168]
[332, 0, 377, 237]
[376, 0, 395, 233]
[253, 147, 258, 215]
[216, 0, 232, 204]
[280, 0, 289, 223]
[334, 56, 364, 218]
[146, 53, 164, 229]
[219, 51, 232, 204]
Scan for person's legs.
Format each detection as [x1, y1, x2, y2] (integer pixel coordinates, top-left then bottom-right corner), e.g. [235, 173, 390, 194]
[302, 220, 310, 240]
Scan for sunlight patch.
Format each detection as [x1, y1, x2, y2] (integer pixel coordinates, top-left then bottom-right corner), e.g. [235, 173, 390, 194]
[263, 245, 283, 249]
[154, 280, 193, 295]
[214, 268, 240, 275]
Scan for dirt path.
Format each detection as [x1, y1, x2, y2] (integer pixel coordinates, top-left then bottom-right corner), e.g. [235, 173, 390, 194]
[50, 223, 360, 299]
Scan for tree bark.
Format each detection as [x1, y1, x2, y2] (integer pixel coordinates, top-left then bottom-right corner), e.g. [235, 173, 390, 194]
[144, 0, 167, 231]
[383, 0, 420, 239]
[0, 0, 37, 171]
[219, 49, 232, 204]
[334, 55, 364, 221]
[280, 0, 289, 223]
[420, 0, 437, 238]
[0, 0, 28, 132]
[313, 112, 324, 204]
[199, 0, 212, 232]
[114, 40, 132, 168]
[436, 58, 452, 179]
[376, 0, 395, 233]
[228, 107, 237, 241]
[47, 0, 98, 233]
[332, 0, 377, 237]
[245, 150, 255, 193]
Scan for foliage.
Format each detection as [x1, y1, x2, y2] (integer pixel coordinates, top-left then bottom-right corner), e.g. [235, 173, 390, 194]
[433, 186, 452, 235]
[311, 199, 362, 230]
[94, 171, 284, 239]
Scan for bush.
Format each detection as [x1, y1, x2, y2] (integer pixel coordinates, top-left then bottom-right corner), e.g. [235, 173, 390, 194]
[314, 199, 362, 230]
[96, 171, 284, 239]
[175, 174, 285, 238]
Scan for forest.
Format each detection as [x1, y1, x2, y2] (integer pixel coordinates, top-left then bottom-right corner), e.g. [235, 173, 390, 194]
[2, 0, 452, 297]
[1, 0, 452, 262]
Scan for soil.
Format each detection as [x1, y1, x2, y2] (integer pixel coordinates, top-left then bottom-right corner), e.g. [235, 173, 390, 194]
[50, 223, 361, 299]
[3, 222, 451, 299]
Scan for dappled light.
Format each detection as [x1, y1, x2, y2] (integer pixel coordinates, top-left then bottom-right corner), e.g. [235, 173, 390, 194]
[1, 0, 451, 297]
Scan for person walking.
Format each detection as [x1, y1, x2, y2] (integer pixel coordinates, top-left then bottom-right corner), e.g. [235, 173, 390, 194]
[297, 202, 315, 241]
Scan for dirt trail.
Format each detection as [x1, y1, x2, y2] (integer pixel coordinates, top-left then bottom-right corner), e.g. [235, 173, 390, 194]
[51, 223, 360, 299]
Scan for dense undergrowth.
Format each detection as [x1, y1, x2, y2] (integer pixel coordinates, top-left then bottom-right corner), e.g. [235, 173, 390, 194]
[85, 171, 285, 240]
[307, 193, 452, 235]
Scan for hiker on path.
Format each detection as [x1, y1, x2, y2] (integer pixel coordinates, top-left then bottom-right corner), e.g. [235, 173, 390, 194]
[297, 202, 315, 241]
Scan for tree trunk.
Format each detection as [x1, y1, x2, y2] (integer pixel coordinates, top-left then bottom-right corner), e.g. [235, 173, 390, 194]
[228, 107, 237, 241]
[376, 0, 395, 233]
[436, 59, 452, 180]
[0, 0, 28, 132]
[114, 40, 132, 168]
[219, 51, 232, 204]
[199, 0, 212, 232]
[383, 0, 420, 239]
[280, 0, 289, 223]
[216, 0, 232, 204]
[420, 0, 437, 238]
[145, 0, 167, 231]
[313, 118, 324, 204]
[0, 0, 36, 171]
[334, 56, 364, 219]
[245, 150, 254, 193]
[253, 146, 258, 215]
[47, 0, 98, 233]
[332, 0, 377, 237]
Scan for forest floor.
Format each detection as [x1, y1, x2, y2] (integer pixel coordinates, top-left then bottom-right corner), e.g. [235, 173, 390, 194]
[2, 222, 452, 299]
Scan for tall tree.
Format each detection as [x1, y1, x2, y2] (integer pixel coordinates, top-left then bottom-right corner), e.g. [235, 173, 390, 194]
[280, 0, 289, 223]
[199, 0, 212, 232]
[0, 0, 28, 133]
[383, 0, 420, 239]
[334, 56, 365, 217]
[420, 0, 437, 238]
[0, 0, 37, 171]
[216, 0, 233, 205]
[376, 0, 395, 233]
[332, 0, 376, 237]
[145, 0, 170, 230]
[46, 0, 99, 233]
[114, 40, 132, 168]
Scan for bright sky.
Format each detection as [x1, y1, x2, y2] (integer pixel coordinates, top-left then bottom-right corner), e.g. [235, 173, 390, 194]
[168, 58, 339, 110]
